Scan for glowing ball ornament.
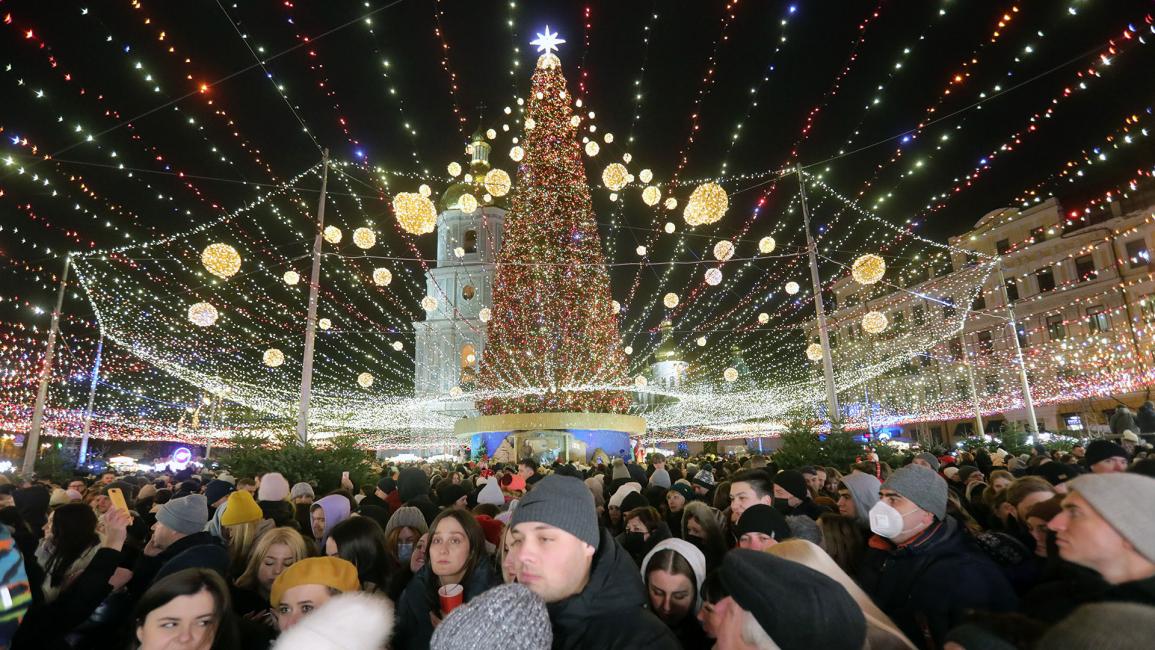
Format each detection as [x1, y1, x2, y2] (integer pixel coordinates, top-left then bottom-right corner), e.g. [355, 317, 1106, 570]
[357, 372, 374, 389]
[642, 185, 661, 206]
[705, 268, 723, 286]
[372, 268, 393, 286]
[263, 348, 285, 368]
[459, 193, 479, 214]
[478, 307, 492, 322]
[683, 183, 728, 226]
[585, 141, 600, 157]
[353, 227, 376, 249]
[602, 163, 629, 192]
[806, 343, 825, 361]
[448, 162, 462, 177]
[724, 367, 740, 382]
[419, 184, 432, 198]
[758, 236, 777, 255]
[604, 133, 614, 144]
[570, 115, 581, 127]
[696, 336, 707, 347]
[609, 192, 618, 202]
[510, 146, 525, 162]
[525, 118, 536, 130]
[664, 197, 678, 210]
[713, 240, 735, 262]
[624, 346, 634, 355]
[486, 128, 497, 140]
[851, 254, 886, 285]
[484, 169, 512, 197]
[862, 311, 889, 334]
[663, 292, 679, 309]
[664, 222, 676, 234]
[283, 271, 300, 286]
[622, 152, 632, 163]
[785, 281, 800, 295]
[392, 192, 438, 235]
[421, 296, 439, 312]
[634, 375, 647, 388]
[318, 318, 332, 330]
[758, 312, 770, 324]
[454, 246, 466, 258]
[201, 243, 241, 279]
[611, 300, 621, 314]
[636, 245, 647, 257]
[639, 169, 653, 183]
[391, 341, 404, 351]
[323, 226, 343, 244]
[188, 302, 218, 327]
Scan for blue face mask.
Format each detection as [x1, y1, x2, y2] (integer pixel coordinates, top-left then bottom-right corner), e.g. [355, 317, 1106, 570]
[398, 542, 414, 563]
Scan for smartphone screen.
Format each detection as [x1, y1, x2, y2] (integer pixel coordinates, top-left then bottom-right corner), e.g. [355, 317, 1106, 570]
[107, 487, 129, 513]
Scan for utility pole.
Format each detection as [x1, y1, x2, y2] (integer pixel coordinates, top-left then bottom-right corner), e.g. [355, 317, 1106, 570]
[78, 331, 104, 465]
[996, 261, 1039, 433]
[296, 151, 330, 444]
[797, 166, 840, 424]
[23, 255, 71, 477]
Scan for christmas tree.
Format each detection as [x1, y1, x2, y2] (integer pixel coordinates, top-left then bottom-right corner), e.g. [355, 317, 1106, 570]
[476, 45, 629, 415]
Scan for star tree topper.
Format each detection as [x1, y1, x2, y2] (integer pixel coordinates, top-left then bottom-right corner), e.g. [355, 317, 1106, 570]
[531, 26, 566, 54]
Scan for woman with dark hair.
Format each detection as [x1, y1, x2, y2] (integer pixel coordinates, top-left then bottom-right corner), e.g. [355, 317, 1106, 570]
[619, 506, 671, 566]
[817, 512, 865, 576]
[325, 515, 390, 592]
[640, 539, 709, 649]
[134, 568, 239, 650]
[35, 503, 100, 603]
[696, 570, 730, 641]
[393, 509, 496, 649]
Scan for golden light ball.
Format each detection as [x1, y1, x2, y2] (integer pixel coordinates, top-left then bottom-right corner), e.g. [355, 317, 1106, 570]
[421, 296, 439, 312]
[391, 341, 404, 351]
[758, 236, 776, 255]
[604, 133, 614, 144]
[713, 240, 735, 262]
[639, 169, 653, 183]
[642, 185, 661, 206]
[447, 162, 462, 177]
[525, 118, 536, 130]
[353, 227, 376, 249]
[696, 336, 707, 347]
[602, 163, 629, 192]
[851, 254, 886, 285]
[510, 146, 525, 162]
[201, 243, 241, 279]
[486, 128, 497, 140]
[636, 245, 647, 257]
[683, 182, 728, 226]
[758, 312, 770, 324]
[283, 271, 300, 286]
[357, 372, 374, 389]
[584, 141, 600, 157]
[664, 222, 676, 234]
[372, 268, 393, 286]
[484, 168, 512, 197]
[459, 193, 478, 214]
[634, 375, 648, 389]
[785, 281, 800, 295]
[664, 197, 678, 210]
[263, 348, 285, 368]
[323, 226, 343, 244]
[862, 310, 889, 334]
[318, 318, 332, 330]
[188, 302, 218, 327]
[624, 346, 634, 355]
[392, 192, 438, 235]
[705, 268, 723, 286]
[611, 300, 621, 314]
[478, 307, 492, 323]
[806, 343, 824, 361]
[663, 292, 679, 309]
[419, 184, 432, 198]
[723, 367, 739, 382]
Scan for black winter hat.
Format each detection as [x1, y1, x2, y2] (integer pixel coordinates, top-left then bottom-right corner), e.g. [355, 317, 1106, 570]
[720, 549, 866, 650]
[398, 468, 430, 503]
[620, 490, 649, 513]
[1034, 462, 1076, 486]
[734, 504, 791, 541]
[437, 483, 469, 508]
[773, 470, 809, 501]
[1085, 439, 1129, 466]
[203, 479, 234, 506]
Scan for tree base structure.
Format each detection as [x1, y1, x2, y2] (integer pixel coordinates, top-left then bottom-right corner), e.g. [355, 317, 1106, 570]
[455, 412, 645, 464]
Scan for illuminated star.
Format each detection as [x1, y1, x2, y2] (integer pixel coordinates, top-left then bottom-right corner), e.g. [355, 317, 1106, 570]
[530, 26, 565, 54]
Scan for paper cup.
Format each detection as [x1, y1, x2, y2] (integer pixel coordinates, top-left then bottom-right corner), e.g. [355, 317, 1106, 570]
[438, 583, 464, 615]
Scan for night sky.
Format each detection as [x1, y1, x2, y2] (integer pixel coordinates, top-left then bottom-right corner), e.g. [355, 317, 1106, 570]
[2, 1, 1154, 422]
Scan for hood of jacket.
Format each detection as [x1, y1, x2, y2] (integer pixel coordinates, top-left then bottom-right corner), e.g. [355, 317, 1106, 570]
[841, 471, 882, 527]
[311, 494, 351, 543]
[397, 468, 430, 503]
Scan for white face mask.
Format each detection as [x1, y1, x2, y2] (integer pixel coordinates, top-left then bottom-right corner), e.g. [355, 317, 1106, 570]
[869, 500, 915, 539]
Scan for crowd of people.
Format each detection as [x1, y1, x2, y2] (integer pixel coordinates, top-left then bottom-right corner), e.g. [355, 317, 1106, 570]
[0, 432, 1152, 649]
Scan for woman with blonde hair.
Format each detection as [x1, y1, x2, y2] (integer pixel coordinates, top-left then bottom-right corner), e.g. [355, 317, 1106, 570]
[232, 526, 309, 619]
[767, 539, 917, 650]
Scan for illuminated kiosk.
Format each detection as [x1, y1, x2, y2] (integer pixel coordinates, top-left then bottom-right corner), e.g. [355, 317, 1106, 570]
[455, 412, 645, 464]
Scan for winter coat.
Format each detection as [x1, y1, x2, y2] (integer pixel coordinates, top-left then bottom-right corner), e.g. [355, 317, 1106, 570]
[1102, 575, 1155, 608]
[1137, 404, 1155, 434]
[858, 517, 1018, 649]
[392, 560, 498, 650]
[12, 547, 120, 650]
[547, 528, 680, 650]
[127, 531, 228, 597]
[1110, 407, 1139, 435]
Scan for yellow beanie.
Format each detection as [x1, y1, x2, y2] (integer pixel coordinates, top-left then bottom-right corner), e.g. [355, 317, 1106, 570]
[219, 490, 263, 527]
[270, 556, 360, 607]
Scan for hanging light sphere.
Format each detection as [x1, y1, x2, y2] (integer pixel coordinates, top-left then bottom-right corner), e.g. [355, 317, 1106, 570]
[664, 197, 678, 210]
[323, 226, 343, 244]
[447, 161, 462, 177]
[188, 302, 218, 327]
[465, 352, 477, 364]
[318, 318, 332, 330]
[201, 243, 241, 279]
[421, 296, 439, 312]
[454, 246, 466, 258]
[524, 117, 536, 130]
[636, 245, 647, 257]
[851, 254, 887, 285]
[353, 227, 376, 249]
[806, 343, 825, 361]
[283, 271, 300, 286]
[758, 236, 777, 255]
[713, 240, 735, 262]
[785, 281, 801, 295]
[642, 185, 661, 206]
[602, 163, 629, 192]
[696, 336, 707, 347]
[608, 192, 618, 202]
[758, 312, 770, 324]
[704, 268, 723, 286]
[372, 268, 393, 286]
[639, 169, 653, 183]
[603, 132, 614, 144]
[634, 375, 648, 388]
[723, 367, 740, 382]
[263, 348, 285, 368]
[862, 310, 889, 334]
[664, 222, 676, 234]
[483, 193, 493, 203]
[392, 192, 438, 235]
[484, 168, 512, 197]
[486, 128, 497, 140]
[622, 152, 632, 163]
[449, 386, 464, 398]
[510, 145, 525, 162]
[683, 182, 728, 226]
[391, 341, 404, 351]
[584, 141, 600, 157]
[459, 193, 479, 214]
[357, 372, 374, 389]
[622, 346, 634, 356]
[570, 115, 581, 127]
[478, 307, 492, 322]
[611, 300, 621, 314]
[663, 292, 679, 309]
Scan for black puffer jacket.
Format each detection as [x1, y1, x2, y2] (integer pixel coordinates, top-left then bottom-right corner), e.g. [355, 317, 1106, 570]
[858, 517, 1018, 649]
[548, 528, 680, 650]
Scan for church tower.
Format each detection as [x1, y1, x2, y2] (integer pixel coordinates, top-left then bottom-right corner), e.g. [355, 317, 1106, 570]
[650, 320, 689, 389]
[413, 128, 506, 407]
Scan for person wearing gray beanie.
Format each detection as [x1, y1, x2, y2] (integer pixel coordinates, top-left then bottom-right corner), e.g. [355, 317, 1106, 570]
[290, 482, 314, 503]
[1048, 473, 1155, 595]
[430, 584, 551, 650]
[508, 475, 679, 648]
[880, 463, 947, 520]
[156, 493, 208, 537]
[912, 452, 941, 472]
